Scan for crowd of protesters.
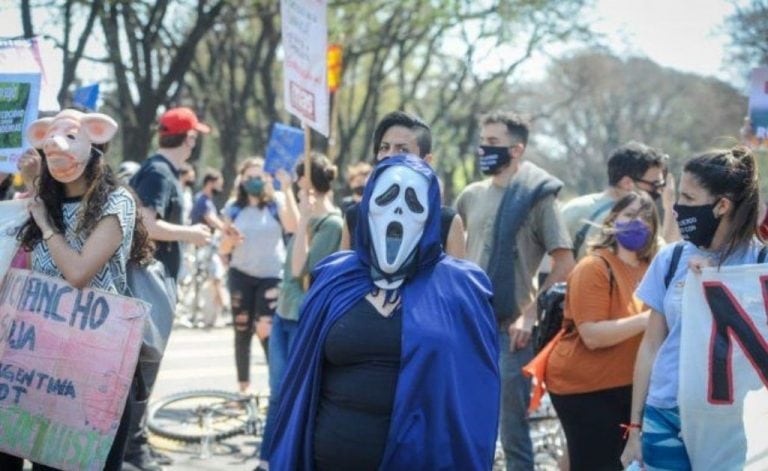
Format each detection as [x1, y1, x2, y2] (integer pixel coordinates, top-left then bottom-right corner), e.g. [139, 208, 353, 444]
[2, 104, 766, 471]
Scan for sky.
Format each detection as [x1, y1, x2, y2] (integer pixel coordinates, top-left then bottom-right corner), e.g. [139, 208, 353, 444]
[589, 0, 738, 82]
[0, 0, 745, 92]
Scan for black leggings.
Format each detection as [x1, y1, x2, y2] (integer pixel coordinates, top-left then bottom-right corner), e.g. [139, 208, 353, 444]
[228, 268, 280, 382]
[0, 378, 135, 471]
[549, 385, 632, 471]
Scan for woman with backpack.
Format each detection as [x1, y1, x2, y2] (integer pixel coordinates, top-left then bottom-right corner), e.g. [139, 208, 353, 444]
[545, 191, 660, 471]
[2, 109, 154, 470]
[256, 153, 343, 471]
[621, 146, 764, 471]
[220, 157, 298, 394]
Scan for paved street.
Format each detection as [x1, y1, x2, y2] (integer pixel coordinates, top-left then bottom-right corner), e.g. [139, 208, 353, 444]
[148, 325, 268, 471]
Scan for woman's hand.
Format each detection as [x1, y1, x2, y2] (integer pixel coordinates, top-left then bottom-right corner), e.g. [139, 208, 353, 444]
[621, 429, 643, 469]
[687, 255, 713, 274]
[28, 197, 51, 232]
[18, 147, 41, 193]
[275, 169, 293, 191]
[662, 173, 676, 213]
[255, 316, 273, 340]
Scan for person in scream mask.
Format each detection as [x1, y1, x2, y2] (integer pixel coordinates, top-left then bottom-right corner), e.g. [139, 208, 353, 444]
[339, 111, 466, 258]
[264, 155, 499, 470]
[621, 146, 765, 471]
[543, 191, 659, 471]
[2, 109, 155, 471]
[455, 111, 574, 471]
[220, 157, 298, 393]
[561, 141, 674, 261]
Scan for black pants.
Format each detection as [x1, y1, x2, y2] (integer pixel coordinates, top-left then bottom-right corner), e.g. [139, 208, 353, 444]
[549, 385, 632, 471]
[123, 360, 161, 461]
[228, 268, 280, 383]
[0, 378, 135, 471]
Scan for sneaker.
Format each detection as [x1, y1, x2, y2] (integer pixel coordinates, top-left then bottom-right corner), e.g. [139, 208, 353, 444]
[150, 448, 174, 466]
[123, 447, 163, 471]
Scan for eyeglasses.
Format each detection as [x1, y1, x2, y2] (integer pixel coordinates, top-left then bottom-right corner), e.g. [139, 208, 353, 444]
[634, 178, 666, 190]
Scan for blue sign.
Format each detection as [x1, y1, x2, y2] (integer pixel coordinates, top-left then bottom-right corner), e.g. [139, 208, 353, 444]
[264, 123, 304, 189]
[72, 83, 99, 111]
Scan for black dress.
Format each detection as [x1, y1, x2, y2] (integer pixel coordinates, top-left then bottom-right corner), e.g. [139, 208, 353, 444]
[313, 297, 402, 471]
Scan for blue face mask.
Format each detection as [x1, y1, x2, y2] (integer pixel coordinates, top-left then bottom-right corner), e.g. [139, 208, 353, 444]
[614, 219, 651, 251]
[243, 177, 265, 197]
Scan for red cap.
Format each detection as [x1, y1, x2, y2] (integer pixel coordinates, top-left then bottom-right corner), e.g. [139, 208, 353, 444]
[158, 107, 211, 136]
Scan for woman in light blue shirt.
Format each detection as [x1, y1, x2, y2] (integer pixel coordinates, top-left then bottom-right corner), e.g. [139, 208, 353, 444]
[622, 146, 764, 471]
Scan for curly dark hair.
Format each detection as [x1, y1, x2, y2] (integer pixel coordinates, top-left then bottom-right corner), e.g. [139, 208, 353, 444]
[17, 145, 155, 265]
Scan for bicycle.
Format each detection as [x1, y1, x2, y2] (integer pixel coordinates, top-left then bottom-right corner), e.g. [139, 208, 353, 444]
[147, 390, 269, 458]
[150, 388, 564, 468]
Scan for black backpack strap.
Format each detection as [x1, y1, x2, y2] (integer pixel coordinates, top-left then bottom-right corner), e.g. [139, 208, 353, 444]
[664, 242, 685, 289]
[759, 245, 768, 264]
[572, 200, 615, 257]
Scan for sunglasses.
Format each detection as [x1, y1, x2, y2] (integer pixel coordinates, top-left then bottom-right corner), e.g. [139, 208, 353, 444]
[634, 178, 666, 190]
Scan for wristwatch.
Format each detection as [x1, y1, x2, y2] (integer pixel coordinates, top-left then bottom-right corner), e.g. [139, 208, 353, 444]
[42, 228, 57, 241]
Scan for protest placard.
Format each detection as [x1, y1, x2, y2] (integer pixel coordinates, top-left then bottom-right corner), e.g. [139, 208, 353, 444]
[264, 123, 304, 187]
[680, 264, 768, 470]
[0, 74, 40, 173]
[749, 67, 768, 141]
[0, 37, 58, 112]
[280, 0, 329, 136]
[0, 269, 146, 470]
[72, 83, 100, 111]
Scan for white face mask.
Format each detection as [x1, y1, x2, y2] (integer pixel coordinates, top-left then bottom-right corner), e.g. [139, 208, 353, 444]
[367, 165, 430, 289]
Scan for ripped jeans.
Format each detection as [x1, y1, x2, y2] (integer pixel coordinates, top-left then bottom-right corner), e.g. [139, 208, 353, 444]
[227, 268, 280, 382]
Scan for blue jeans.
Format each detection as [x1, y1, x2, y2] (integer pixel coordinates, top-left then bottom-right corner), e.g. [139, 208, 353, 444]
[260, 314, 299, 460]
[499, 330, 534, 471]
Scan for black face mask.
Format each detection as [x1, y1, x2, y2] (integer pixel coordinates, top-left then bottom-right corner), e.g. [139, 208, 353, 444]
[674, 202, 721, 248]
[352, 186, 365, 196]
[477, 145, 511, 175]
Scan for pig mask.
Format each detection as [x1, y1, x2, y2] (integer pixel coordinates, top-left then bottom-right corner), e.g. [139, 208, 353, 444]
[27, 110, 118, 183]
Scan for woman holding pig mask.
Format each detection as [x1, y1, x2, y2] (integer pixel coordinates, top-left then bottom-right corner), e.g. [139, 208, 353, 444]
[0, 109, 154, 471]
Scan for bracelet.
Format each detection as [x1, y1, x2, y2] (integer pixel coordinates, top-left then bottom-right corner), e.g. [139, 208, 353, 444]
[620, 423, 642, 439]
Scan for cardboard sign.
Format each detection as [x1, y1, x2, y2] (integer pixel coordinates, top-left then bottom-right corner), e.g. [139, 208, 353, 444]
[748, 67, 768, 141]
[280, 0, 329, 136]
[0, 74, 40, 173]
[680, 265, 768, 470]
[0, 269, 146, 470]
[264, 123, 304, 186]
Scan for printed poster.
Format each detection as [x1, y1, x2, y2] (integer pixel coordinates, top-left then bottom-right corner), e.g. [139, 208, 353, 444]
[0, 73, 41, 173]
[0, 269, 146, 470]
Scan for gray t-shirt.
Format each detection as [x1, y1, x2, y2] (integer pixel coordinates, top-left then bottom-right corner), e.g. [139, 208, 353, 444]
[561, 191, 614, 260]
[32, 187, 136, 294]
[227, 192, 286, 279]
[456, 177, 572, 319]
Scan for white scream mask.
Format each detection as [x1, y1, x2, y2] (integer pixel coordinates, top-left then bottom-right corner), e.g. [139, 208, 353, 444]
[367, 165, 430, 289]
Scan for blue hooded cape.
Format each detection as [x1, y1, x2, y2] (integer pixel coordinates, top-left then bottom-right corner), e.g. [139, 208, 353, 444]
[267, 155, 500, 470]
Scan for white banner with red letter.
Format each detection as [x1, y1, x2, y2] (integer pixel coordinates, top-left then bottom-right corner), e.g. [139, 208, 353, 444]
[680, 264, 768, 470]
[280, 0, 329, 136]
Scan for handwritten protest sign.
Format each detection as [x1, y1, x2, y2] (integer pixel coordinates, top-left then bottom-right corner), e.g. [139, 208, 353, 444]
[0, 74, 40, 173]
[280, 0, 329, 136]
[264, 123, 304, 187]
[0, 269, 146, 470]
[749, 67, 768, 142]
[680, 264, 768, 470]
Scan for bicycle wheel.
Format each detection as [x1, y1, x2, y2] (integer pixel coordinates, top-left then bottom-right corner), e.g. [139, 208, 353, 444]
[147, 390, 254, 443]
